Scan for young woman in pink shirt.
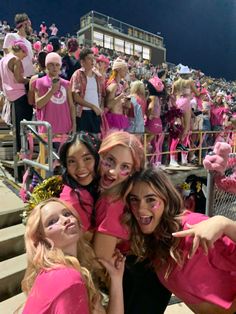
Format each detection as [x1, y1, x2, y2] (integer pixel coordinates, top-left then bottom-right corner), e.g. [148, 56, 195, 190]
[125, 167, 236, 314]
[21, 198, 125, 314]
[93, 131, 171, 314]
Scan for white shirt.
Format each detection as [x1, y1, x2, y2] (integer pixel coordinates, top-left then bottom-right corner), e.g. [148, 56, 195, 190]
[3, 32, 35, 77]
[83, 76, 99, 110]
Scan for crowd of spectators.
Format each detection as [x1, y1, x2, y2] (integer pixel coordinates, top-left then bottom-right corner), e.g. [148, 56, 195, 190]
[0, 13, 236, 167]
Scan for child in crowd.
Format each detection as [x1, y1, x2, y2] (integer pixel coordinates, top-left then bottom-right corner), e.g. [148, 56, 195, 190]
[93, 131, 171, 314]
[59, 132, 101, 232]
[34, 52, 75, 135]
[124, 166, 236, 314]
[21, 198, 125, 314]
[105, 58, 130, 130]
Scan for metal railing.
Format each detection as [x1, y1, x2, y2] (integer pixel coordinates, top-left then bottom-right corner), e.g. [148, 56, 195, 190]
[20, 120, 59, 179]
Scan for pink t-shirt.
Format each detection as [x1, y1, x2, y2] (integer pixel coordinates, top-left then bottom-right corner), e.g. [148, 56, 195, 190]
[0, 53, 26, 101]
[156, 211, 236, 309]
[60, 185, 94, 232]
[35, 75, 72, 134]
[95, 196, 130, 253]
[23, 267, 89, 314]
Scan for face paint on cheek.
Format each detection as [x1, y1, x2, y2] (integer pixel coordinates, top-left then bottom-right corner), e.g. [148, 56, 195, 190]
[151, 200, 161, 211]
[120, 169, 131, 176]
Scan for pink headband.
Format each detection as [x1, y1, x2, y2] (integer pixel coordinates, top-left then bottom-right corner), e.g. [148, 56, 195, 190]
[45, 52, 62, 66]
[13, 40, 28, 55]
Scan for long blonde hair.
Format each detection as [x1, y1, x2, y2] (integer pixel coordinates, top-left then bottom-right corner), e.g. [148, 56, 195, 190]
[21, 198, 99, 312]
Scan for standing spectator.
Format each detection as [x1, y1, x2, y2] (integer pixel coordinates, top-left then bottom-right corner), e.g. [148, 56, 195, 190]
[70, 48, 104, 134]
[0, 40, 33, 152]
[49, 23, 58, 36]
[39, 21, 47, 36]
[61, 38, 81, 80]
[34, 52, 75, 136]
[3, 13, 34, 77]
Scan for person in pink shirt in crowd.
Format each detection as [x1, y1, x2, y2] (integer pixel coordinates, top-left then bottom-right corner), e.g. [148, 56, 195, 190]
[59, 132, 101, 232]
[96, 54, 110, 82]
[21, 198, 125, 314]
[49, 23, 58, 36]
[3, 13, 35, 77]
[105, 58, 131, 130]
[91, 42, 99, 56]
[93, 131, 171, 314]
[0, 40, 33, 152]
[125, 167, 236, 314]
[34, 52, 76, 136]
[210, 91, 229, 131]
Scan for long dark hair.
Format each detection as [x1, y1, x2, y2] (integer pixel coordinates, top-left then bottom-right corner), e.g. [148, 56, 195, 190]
[59, 132, 101, 226]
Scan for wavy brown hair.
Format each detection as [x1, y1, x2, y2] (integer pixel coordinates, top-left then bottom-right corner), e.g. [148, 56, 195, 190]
[123, 167, 185, 278]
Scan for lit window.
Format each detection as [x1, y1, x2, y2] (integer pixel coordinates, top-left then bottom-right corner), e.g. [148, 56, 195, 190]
[104, 35, 113, 49]
[114, 38, 124, 52]
[125, 41, 133, 55]
[134, 44, 142, 56]
[143, 47, 150, 60]
[93, 31, 103, 46]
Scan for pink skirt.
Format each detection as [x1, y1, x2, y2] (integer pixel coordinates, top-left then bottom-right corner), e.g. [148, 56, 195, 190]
[106, 112, 129, 130]
[176, 96, 191, 112]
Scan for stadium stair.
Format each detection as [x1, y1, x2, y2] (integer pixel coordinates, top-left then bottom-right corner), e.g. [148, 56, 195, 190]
[0, 179, 26, 313]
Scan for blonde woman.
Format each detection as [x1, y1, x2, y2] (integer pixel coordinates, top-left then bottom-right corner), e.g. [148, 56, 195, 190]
[21, 198, 125, 314]
[105, 58, 130, 130]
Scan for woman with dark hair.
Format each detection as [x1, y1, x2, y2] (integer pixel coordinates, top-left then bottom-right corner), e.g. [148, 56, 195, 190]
[61, 38, 81, 80]
[124, 166, 236, 314]
[59, 131, 101, 231]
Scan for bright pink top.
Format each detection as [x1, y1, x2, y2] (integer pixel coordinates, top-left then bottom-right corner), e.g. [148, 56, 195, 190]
[23, 267, 89, 314]
[210, 105, 228, 126]
[35, 75, 72, 134]
[95, 196, 130, 253]
[60, 185, 94, 232]
[0, 53, 26, 101]
[156, 211, 236, 309]
[136, 95, 147, 117]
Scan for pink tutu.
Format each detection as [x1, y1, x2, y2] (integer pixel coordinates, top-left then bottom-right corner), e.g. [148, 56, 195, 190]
[145, 117, 162, 134]
[106, 112, 129, 130]
[176, 96, 191, 112]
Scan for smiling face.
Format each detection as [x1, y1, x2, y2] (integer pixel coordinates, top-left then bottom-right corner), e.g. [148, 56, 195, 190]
[66, 141, 95, 186]
[41, 201, 80, 255]
[128, 181, 165, 234]
[99, 145, 134, 190]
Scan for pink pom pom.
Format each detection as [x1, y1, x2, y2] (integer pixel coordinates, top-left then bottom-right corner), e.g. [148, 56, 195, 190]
[33, 41, 41, 52]
[46, 43, 53, 53]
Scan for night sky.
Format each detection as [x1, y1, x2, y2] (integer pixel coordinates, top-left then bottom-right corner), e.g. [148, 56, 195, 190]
[1, 0, 235, 80]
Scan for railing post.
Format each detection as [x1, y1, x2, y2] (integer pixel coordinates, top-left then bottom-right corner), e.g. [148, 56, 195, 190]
[205, 171, 214, 217]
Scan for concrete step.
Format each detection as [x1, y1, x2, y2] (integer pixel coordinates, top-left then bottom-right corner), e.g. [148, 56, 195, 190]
[0, 292, 26, 314]
[0, 253, 26, 302]
[0, 224, 25, 261]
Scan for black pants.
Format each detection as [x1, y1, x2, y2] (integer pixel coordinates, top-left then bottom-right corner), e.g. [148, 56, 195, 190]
[13, 94, 33, 152]
[76, 110, 101, 134]
[123, 256, 171, 314]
